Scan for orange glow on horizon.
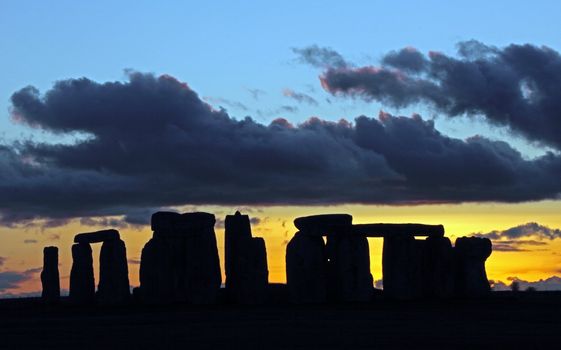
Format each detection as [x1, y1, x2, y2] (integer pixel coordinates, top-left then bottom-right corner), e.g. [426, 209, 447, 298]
[1, 200, 561, 296]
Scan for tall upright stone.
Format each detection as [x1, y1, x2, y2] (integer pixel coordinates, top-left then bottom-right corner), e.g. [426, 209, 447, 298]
[97, 239, 130, 304]
[286, 232, 327, 303]
[454, 237, 492, 297]
[225, 211, 268, 304]
[69, 243, 95, 304]
[138, 211, 221, 304]
[382, 235, 418, 299]
[326, 235, 373, 302]
[40, 246, 60, 303]
[179, 212, 222, 304]
[424, 236, 455, 298]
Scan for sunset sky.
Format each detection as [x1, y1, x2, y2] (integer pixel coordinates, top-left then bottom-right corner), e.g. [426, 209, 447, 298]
[1, 0, 561, 296]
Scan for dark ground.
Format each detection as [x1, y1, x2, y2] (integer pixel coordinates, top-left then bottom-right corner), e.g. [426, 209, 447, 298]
[0, 290, 560, 349]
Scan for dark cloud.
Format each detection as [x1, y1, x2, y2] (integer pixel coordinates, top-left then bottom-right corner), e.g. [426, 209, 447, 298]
[0, 268, 40, 292]
[2, 72, 561, 225]
[381, 47, 428, 73]
[292, 45, 349, 69]
[23, 239, 38, 244]
[283, 89, 319, 106]
[0, 257, 5, 267]
[491, 276, 561, 291]
[475, 223, 561, 240]
[320, 41, 561, 150]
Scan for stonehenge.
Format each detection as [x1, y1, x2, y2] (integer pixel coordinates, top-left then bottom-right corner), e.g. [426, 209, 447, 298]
[137, 211, 222, 304]
[286, 214, 493, 302]
[69, 229, 129, 305]
[225, 211, 268, 304]
[40, 246, 60, 303]
[40, 210, 493, 307]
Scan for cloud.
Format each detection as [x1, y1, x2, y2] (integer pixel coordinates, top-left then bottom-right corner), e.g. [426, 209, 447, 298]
[127, 258, 141, 265]
[79, 217, 129, 229]
[2, 72, 561, 225]
[491, 276, 561, 291]
[246, 88, 266, 100]
[320, 41, 561, 150]
[283, 89, 318, 106]
[0, 268, 40, 292]
[475, 223, 561, 240]
[0, 257, 5, 267]
[203, 96, 249, 111]
[292, 45, 349, 69]
[23, 239, 38, 244]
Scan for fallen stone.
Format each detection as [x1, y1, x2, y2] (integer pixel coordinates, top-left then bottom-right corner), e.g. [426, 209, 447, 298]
[286, 232, 327, 303]
[40, 246, 60, 303]
[97, 239, 130, 305]
[69, 243, 95, 304]
[293, 214, 352, 235]
[454, 236, 492, 297]
[74, 229, 120, 244]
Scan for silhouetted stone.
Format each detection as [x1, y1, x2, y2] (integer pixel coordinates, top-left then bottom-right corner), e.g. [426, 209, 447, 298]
[40, 246, 60, 303]
[225, 211, 268, 304]
[294, 214, 352, 235]
[69, 243, 95, 304]
[225, 211, 252, 290]
[97, 239, 130, 304]
[454, 237, 492, 297]
[138, 236, 174, 303]
[74, 229, 120, 244]
[352, 223, 445, 237]
[286, 232, 327, 303]
[326, 235, 373, 302]
[150, 211, 181, 231]
[179, 213, 222, 304]
[424, 236, 455, 298]
[382, 235, 417, 300]
[139, 211, 221, 304]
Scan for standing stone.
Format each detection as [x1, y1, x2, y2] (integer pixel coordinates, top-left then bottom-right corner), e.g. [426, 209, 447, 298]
[424, 236, 455, 298]
[382, 235, 418, 300]
[41, 246, 60, 303]
[180, 213, 222, 304]
[286, 232, 327, 303]
[97, 239, 130, 304]
[138, 211, 221, 304]
[225, 212, 252, 291]
[326, 235, 373, 302]
[225, 211, 268, 304]
[138, 235, 174, 303]
[454, 237, 492, 297]
[69, 243, 95, 304]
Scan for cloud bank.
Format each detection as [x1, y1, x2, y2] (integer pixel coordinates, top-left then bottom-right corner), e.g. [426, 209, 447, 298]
[1, 64, 561, 225]
[319, 41, 561, 150]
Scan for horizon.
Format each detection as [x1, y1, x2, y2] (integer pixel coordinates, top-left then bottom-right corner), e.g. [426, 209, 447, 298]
[1, 0, 561, 297]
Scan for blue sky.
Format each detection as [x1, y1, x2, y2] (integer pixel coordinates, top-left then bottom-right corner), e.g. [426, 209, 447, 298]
[2, 0, 561, 154]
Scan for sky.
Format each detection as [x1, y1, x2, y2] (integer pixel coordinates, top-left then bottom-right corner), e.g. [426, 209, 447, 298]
[1, 0, 561, 296]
